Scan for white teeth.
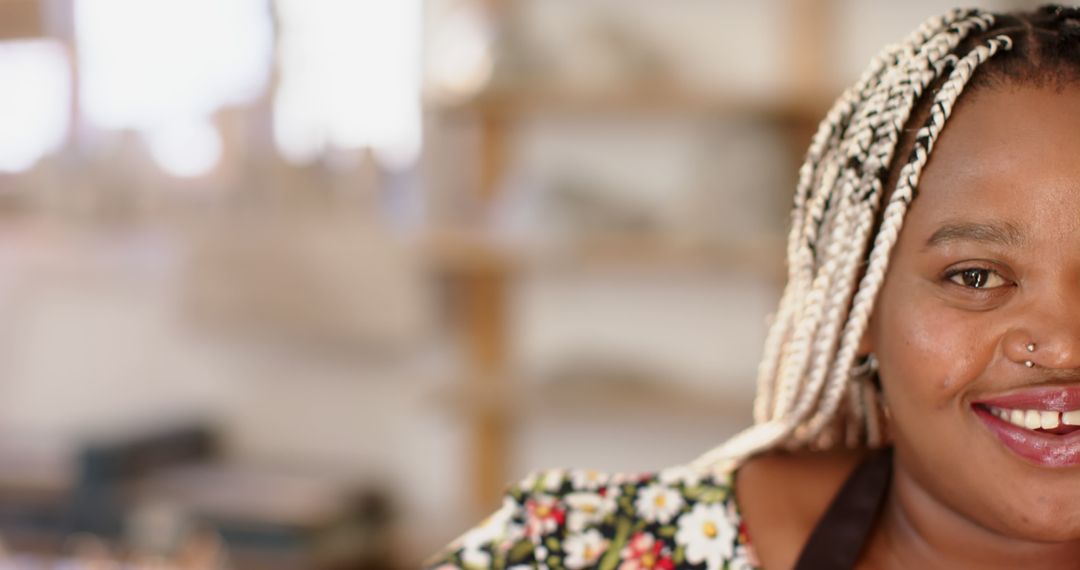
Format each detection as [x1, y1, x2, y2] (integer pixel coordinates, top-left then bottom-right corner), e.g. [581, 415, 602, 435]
[986, 406, 1080, 431]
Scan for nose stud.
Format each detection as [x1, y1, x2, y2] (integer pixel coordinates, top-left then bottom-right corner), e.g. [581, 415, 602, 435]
[1025, 342, 1036, 367]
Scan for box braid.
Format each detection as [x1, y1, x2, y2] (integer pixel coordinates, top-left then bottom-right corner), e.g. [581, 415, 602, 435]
[694, 5, 1080, 473]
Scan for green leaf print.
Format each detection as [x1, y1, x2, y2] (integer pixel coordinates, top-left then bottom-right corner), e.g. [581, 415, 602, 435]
[597, 518, 631, 570]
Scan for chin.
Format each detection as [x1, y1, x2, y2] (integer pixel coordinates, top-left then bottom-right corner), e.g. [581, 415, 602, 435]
[990, 489, 1080, 542]
[899, 434, 1080, 543]
[1004, 519, 1080, 543]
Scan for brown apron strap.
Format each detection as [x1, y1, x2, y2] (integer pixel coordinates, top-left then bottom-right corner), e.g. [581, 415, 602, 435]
[793, 448, 893, 570]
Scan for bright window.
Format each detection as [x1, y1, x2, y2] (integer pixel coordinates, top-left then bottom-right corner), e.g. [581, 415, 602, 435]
[274, 0, 422, 170]
[75, 0, 273, 177]
[0, 40, 70, 173]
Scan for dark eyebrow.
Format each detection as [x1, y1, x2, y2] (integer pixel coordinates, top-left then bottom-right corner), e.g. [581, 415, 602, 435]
[923, 221, 1026, 250]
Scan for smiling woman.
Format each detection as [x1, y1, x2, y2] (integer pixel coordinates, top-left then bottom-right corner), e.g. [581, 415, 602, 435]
[427, 5, 1080, 569]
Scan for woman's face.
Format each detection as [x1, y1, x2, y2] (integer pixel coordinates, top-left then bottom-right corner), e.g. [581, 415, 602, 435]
[868, 84, 1080, 540]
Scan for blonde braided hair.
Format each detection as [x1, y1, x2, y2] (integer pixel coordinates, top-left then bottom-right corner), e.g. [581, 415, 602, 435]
[688, 5, 1078, 473]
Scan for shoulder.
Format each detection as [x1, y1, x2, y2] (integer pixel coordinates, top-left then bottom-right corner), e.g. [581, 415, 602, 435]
[426, 465, 758, 569]
[735, 448, 867, 570]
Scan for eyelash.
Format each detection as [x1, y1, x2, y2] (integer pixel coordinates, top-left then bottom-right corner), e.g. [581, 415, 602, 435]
[943, 266, 1011, 290]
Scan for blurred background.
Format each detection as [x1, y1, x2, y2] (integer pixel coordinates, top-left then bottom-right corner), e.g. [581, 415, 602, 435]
[0, 0, 1048, 567]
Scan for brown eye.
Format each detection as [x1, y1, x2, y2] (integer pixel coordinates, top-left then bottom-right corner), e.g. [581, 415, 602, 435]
[949, 268, 1006, 289]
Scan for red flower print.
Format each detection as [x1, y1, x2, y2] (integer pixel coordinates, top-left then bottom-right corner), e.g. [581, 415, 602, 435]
[525, 495, 566, 538]
[618, 531, 675, 570]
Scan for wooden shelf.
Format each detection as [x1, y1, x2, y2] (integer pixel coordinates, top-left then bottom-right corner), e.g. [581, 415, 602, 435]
[434, 85, 835, 124]
[0, 0, 43, 40]
[429, 376, 754, 422]
[422, 230, 782, 517]
[420, 228, 785, 280]
[427, 55, 830, 522]
[426, 0, 840, 521]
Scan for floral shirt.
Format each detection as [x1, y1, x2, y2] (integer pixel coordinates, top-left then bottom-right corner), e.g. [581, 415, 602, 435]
[425, 464, 760, 570]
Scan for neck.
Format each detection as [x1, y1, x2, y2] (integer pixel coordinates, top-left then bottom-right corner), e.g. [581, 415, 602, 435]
[865, 460, 1080, 569]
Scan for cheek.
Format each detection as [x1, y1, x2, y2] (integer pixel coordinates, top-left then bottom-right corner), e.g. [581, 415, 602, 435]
[875, 290, 995, 410]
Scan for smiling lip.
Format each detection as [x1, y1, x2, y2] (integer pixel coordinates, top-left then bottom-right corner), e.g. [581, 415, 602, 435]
[974, 386, 1080, 468]
[975, 385, 1080, 411]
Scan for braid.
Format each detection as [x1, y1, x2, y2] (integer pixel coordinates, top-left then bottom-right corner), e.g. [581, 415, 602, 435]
[796, 16, 1004, 438]
[689, 7, 1042, 472]
[804, 33, 1014, 443]
[754, 8, 987, 427]
[765, 11, 998, 439]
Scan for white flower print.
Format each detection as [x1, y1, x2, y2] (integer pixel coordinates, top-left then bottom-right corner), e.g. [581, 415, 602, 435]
[564, 491, 616, 532]
[563, 529, 609, 569]
[427, 464, 753, 569]
[460, 496, 517, 548]
[517, 472, 539, 492]
[728, 545, 758, 570]
[542, 469, 566, 492]
[726, 498, 740, 520]
[460, 543, 491, 568]
[498, 522, 526, 551]
[571, 469, 608, 491]
[606, 483, 622, 503]
[675, 502, 735, 570]
[635, 483, 684, 524]
[658, 465, 702, 488]
[610, 471, 649, 486]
